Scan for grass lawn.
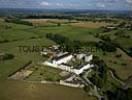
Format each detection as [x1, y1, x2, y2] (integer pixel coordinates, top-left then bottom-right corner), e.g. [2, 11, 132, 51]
[0, 38, 54, 79]
[27, 65, 62, 81]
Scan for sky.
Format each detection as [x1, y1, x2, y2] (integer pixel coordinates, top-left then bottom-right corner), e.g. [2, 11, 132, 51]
[0, 0, 132, 10]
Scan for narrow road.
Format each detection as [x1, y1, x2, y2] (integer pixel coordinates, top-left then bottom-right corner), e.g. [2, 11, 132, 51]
[109, 70, 125, 85]
[122, 75, 132, 89]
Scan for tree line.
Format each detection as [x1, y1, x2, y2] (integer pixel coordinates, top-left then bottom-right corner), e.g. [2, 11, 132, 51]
[46, 33, 118, 53]
[89, 56, 108, 88]
[5, 18, 33, 26]
[46, 33, 80, 52]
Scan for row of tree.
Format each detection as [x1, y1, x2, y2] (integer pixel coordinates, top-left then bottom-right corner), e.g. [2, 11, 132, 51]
[106, 88, 132, 100]
[89, 56, 108, 88]
[46, 33, 81, 52]
[96, 41, 117, 52]
[46, 33, 118, 53]
[5, 18, 33, 26]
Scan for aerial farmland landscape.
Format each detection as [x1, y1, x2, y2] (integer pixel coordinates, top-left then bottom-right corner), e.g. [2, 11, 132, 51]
[0, 0, 132, 100]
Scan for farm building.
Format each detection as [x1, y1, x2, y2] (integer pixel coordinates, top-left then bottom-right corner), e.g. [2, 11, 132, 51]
[52, 52, 73, 65]
[43, 51, 94, 75]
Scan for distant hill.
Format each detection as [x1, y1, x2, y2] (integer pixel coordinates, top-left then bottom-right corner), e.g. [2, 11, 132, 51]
[0, 8, 131, 18]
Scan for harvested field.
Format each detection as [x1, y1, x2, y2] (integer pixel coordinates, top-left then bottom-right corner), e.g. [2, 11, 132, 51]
[0, 80, 97, 100]
[23, 19, 76, 26]
[71, 21, 111, 29]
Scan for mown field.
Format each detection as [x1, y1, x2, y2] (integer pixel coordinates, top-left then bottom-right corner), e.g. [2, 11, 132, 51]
[0, 80, 96, 100]
[24, 18, 111, 29]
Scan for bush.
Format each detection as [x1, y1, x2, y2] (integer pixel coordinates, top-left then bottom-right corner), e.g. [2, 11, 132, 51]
[2, 53, 14, 60]
[5, 18, 33, 26]
[96, 41, 116, 52]
[100, 35, 111, 42]
[0, 39, 9, 43]
[115, 54, 122, 58]
[90, 56, 108, 88]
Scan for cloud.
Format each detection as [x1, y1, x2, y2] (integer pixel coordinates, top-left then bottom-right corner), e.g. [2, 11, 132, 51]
[40, 1, 50, 6]
[56, 3, 63, 6]
[96, 3, 106, 8]
[55, 3, 64, 7]
[40, 1, 64, 7]
[0, 0, 131, 10]
[126, 0, 132, 3]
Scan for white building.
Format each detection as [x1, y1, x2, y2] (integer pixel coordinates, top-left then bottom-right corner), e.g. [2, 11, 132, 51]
[73, 63, 94, 75]
[76, 54, 86, 59]
[76, 53, 93, 62]
[40, 51, 48, 56]
[85, 54, 93, 62]
[44, 61, 94, 75]
[52, 53, 73, 65]
[43, 51, 94, 75]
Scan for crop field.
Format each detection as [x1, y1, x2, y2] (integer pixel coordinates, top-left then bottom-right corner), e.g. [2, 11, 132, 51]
[70, 21, 111, 28]
[24, 19, 111, 29]
[23, 19, 77, 26]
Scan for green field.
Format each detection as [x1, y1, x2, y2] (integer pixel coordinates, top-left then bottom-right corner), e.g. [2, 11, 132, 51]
[0, 19, 99, 100]
[0, 19, 100, 78]
[0, 19, 132, 80]
[0, 18, 132, 100]
[27, 65, 62, 81]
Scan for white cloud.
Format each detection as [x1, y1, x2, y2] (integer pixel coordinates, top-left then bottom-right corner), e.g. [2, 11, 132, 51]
[126, 0, 132, 3]
[40, 1, 50, 6]
[97, 3, 106, 8]
[56, 3, 63, 6]
[40, 2, 65, 7]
